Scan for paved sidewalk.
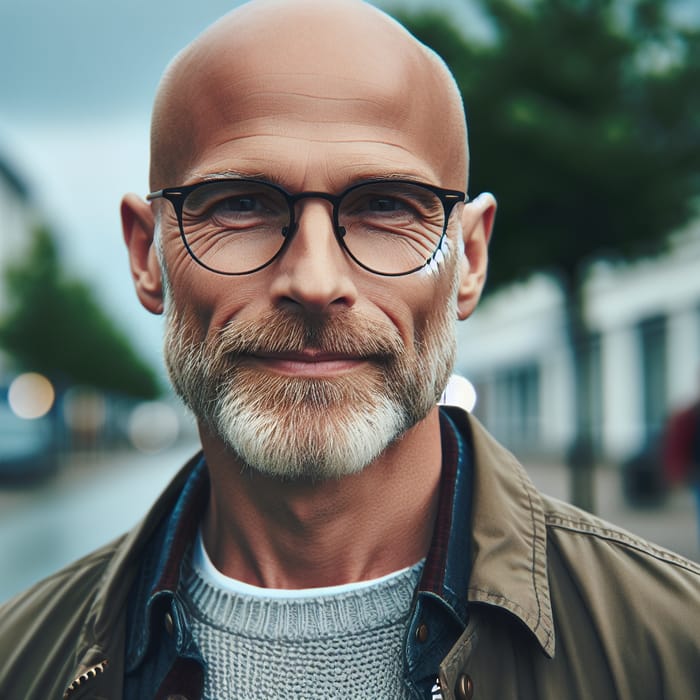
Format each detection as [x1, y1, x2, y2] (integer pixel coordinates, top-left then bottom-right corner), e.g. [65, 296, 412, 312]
[522, 461, 699, 562]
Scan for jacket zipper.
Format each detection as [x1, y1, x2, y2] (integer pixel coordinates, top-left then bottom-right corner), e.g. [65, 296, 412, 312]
[63, 659, 109, 699]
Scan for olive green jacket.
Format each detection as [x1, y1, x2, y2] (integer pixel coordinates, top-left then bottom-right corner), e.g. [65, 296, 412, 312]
[1, 415, 699, 699]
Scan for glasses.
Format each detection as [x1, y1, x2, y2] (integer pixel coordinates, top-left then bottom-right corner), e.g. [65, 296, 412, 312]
[147, 178, 467, 277]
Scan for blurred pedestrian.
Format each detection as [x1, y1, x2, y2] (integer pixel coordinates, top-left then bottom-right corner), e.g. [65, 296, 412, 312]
[663, 385, 700, 542]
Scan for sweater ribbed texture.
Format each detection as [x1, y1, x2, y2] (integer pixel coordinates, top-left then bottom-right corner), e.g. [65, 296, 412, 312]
[182, 550, 423, 699]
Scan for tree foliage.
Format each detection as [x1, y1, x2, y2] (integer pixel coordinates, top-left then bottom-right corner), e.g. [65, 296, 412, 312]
[0, 225, 160, 399]
[399, 0, 700, 292]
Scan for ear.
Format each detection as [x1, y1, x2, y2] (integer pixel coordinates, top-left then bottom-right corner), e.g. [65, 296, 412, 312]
[121, 193, 164, 315]
[456, 193, 496, 320]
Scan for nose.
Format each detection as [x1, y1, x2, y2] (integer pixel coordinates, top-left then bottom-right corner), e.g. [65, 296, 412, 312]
[268, 199, 358, 314]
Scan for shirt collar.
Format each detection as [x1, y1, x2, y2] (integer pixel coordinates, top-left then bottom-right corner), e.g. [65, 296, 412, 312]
[403, 407, 474, 695]
[419, 408, 473, 621]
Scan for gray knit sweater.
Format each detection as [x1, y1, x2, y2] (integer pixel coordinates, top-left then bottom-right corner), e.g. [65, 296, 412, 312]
[181, 533, 424, 699]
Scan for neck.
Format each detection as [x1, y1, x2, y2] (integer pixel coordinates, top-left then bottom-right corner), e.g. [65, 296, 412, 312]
[199, 407, 443, 589]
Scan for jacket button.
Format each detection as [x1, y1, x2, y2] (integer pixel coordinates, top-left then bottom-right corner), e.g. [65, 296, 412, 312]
[415, 622, 429, 642]
[455, 673, 474, 700]
[164, 611, 175, 636]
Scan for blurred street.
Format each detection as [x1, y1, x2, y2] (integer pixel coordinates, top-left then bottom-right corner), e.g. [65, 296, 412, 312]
[0, 442, 199, 604]
[1, 448, 697, 605]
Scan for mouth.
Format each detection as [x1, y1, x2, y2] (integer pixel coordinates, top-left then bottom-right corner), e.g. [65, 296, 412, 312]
[247, 350, 370, 377]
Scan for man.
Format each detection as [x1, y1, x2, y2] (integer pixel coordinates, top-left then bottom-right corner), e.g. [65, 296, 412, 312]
[1, 1, 698, 698]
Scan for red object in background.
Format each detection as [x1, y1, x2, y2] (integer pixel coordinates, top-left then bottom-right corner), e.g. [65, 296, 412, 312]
[663, 403, 700, 484]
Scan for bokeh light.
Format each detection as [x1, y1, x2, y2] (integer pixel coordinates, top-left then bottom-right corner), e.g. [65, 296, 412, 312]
[128, 401, 180, 453]
[440, 374, 477, 413]
[8, 372, 55, 419]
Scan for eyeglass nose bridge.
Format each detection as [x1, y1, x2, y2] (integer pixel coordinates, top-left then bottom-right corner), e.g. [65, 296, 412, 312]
[283, 191, 346, 241]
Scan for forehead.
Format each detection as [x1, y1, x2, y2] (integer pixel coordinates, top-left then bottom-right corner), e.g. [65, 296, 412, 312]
[188, 80, 441, 185]
[151, 1, 466, 190]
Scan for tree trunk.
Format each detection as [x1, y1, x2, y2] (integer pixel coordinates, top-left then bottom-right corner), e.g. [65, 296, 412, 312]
[560, 272, 596, 513]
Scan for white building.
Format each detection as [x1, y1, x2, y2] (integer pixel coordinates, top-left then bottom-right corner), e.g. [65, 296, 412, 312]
[456, 224, 700, 465]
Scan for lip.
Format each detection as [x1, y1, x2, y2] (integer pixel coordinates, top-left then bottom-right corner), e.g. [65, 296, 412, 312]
[248, 350, 367, 377]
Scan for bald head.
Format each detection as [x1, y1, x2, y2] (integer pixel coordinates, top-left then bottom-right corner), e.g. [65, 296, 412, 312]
[149, 0, 468, 192]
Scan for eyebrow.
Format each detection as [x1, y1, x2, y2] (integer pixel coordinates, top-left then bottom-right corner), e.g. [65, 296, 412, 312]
[193, 170, 436, 189]
[197, 169, 271, 182]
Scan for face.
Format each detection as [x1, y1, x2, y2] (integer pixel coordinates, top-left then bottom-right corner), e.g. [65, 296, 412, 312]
[124, 1, 492, 481]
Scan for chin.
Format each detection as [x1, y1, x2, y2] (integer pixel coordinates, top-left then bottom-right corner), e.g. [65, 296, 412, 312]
[211, 372, 412, 481]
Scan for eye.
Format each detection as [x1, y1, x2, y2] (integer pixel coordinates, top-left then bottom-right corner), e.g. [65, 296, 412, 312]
[214, 195, 261, 213]
[183, 181, 288, 223]
[342, 188, 417, 219]
[368, 196, 406, 212]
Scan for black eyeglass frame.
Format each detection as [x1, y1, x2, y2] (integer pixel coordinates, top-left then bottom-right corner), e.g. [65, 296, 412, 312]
[146, 178, 468, 277]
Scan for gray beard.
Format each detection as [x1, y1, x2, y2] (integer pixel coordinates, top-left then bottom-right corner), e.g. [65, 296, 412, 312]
[163, 287, 457, 482]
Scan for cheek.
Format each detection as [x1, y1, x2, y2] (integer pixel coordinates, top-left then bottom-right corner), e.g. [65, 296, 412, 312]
[165, 257, 268, 338]
[365, 277, 446, 351]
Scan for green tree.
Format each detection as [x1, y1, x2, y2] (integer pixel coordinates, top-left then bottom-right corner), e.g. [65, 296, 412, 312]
[0, 225, 160, 399]
[399, 0, 700, 509]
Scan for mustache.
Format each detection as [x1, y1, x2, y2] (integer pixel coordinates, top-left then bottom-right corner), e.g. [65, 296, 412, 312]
[209, 309, 405, 361]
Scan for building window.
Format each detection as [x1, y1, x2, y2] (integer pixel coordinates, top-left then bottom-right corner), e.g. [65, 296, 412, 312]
[638, 315, 667, 443]
[491, 364, 540, 451]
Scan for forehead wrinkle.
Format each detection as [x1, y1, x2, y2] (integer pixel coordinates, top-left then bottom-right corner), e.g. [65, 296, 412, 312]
[192, 136, 439, 181]
[202, 76, 414, 129]
[228, 102, 408, 130]
[247, 93, 400, 115]
[204, 132, 424, 146]
[238, 80, 408, 103]
[243, 72, 404, 95]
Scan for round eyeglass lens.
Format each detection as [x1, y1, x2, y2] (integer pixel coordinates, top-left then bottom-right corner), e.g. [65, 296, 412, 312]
[338, 182, 446, 275]
[180, 180, 290, 274]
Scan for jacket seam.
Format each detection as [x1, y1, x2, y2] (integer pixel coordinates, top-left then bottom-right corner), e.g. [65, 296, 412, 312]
[545, 515, 700, 574]
[521, 468, 544, 634]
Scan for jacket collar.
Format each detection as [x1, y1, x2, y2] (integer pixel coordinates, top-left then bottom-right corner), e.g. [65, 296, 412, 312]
[455, 408, 555, 657]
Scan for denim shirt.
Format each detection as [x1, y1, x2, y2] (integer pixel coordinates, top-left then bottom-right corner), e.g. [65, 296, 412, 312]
[123, 407, 473, 699]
